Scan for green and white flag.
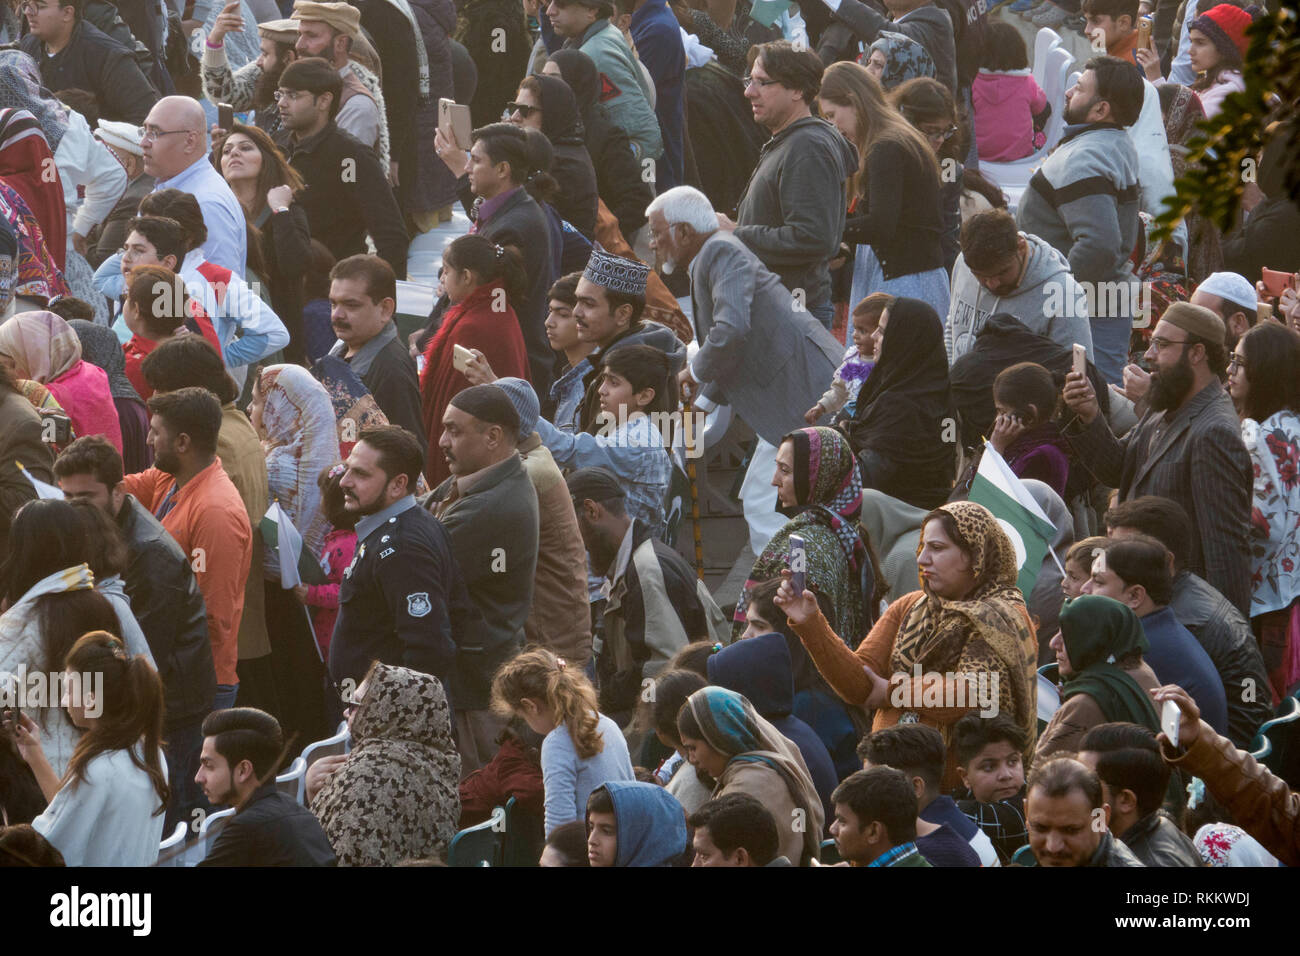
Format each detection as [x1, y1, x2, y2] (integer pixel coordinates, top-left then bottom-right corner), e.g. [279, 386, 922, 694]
[968, 444, 1057, 600]
[260, 501, 327, 588]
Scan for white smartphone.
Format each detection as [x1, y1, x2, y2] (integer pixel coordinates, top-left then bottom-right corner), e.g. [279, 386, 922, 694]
[1072, 343, 1087, 378]
[789, 534, 806, 596]
[452, 343, 475, 372]
[1161, 698, 1181, 748]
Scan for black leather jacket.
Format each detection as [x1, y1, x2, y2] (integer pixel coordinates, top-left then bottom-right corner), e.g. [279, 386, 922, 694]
[1086, 830, 1146, 867]
[1121, 811, 1203, 867]
[118, 495, 216, 725]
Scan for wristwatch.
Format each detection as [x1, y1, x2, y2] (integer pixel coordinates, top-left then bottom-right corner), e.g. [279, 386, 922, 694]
[274, 206, 290, 214]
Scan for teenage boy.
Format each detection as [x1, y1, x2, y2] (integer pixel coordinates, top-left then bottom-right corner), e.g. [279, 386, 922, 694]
[689, 793, 788, 867]
[585, 782, 689, 867]
[542, 272, 597, 433]
[1078, 722, 1202, 866]
[1082, 0, 1144, 64]
[952, 713, 1030, 864]
[859, 724, 994, 866]
[829, 767, 933, 868]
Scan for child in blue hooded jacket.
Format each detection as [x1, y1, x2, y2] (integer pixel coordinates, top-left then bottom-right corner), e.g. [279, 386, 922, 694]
[585, 782, 689, 867]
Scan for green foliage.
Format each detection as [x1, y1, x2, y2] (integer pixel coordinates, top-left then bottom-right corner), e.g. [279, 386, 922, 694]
[1150, 0, 1300, 245]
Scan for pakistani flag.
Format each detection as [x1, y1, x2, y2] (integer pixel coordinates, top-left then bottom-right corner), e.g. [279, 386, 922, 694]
[260, 502, 327, 588]
[17, 461, 64, 499]
[967, 444, 1057, 600]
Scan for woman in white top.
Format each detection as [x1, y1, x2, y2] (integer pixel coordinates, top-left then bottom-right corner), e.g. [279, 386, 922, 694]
[6, 630, 169, 867]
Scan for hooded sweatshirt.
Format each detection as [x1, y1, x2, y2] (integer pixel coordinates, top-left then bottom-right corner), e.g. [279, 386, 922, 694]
[707, 634, 839, 829]
[972, 69, 1047, 163]
[735, 115, 858, 311]
[602, 780, 688, 867]
[946, 232, 1094, 366]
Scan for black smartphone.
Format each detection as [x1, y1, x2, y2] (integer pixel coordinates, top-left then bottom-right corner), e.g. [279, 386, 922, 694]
[218, 102, 234, 132]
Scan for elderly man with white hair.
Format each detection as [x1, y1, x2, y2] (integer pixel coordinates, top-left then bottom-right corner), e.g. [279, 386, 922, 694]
[648, 185, 843, 555]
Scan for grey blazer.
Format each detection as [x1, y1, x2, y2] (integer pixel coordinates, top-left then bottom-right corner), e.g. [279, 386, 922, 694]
[688, 231, 843, 446]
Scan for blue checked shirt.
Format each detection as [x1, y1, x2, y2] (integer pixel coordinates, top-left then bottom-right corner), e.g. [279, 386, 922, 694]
[867, 842, 923, 867]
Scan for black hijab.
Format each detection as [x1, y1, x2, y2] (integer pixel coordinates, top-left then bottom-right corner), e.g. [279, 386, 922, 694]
[847, 297, 954, 472]
[531, 74, 586, 147]
[549, 49, 600, 120]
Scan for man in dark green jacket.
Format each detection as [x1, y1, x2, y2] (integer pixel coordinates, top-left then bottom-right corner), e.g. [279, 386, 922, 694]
[426, 385, 539, 772]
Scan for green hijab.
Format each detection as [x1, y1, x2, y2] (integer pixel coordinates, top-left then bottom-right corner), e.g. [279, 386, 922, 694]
[1058, 595, 1160, 732]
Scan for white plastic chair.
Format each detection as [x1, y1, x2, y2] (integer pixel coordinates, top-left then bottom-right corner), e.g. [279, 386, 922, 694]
[982, 45, 1077, 211]
[1033, 27, 1063, 89]
[276, 756, 307, 803]
[299, 724, 352, 804]
[182, 807, 235, 866]
[154, 821, 188, 867]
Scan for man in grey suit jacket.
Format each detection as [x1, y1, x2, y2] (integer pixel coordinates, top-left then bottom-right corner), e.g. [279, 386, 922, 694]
[647, 186, 844, 554]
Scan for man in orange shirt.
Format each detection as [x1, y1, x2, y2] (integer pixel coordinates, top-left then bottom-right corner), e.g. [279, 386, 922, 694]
[123, 387, 252, 713]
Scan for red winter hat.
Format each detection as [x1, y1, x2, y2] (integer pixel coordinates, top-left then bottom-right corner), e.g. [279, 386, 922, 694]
[1189, 4, 1256, 63]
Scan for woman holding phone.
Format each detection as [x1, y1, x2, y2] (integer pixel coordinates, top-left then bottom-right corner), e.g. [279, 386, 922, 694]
[775, 500, 1039, 791]
[6, 630, 169, 866]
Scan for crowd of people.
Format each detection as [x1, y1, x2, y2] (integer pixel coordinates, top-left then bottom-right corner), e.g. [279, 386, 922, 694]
[0, 0, 1298, 870]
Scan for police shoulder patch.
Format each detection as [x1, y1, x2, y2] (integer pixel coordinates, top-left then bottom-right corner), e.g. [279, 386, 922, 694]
[406, 592, 432, 617]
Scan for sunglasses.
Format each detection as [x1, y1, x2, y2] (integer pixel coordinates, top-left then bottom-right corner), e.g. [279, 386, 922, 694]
[506, 102, 542, 118]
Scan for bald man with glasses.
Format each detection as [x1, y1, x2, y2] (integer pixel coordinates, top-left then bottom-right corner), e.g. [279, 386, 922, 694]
[139, 96, 248, 277]
[18, 0, 158, 125]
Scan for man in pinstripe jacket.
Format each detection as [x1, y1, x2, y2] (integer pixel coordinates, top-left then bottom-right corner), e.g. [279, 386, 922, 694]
[1062, 302, 1252, 618]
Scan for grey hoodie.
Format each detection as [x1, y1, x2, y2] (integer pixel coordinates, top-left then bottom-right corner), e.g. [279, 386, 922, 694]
[735, 115, 858, 312]
[945, 231, 1094, 365]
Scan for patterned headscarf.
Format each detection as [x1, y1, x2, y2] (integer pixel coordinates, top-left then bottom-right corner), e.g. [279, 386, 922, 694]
[1193, 824, 1280, 867]
[0, 311, 82, 383]
[0, 181, 69, 302]
[783, 426, 866, 574]
[311, 663, 461, 866]
[683, 686, 824, 865]
[311, 354, 391, 458]
[0, 50, 70, 152]
[891, 501, 1038, 760]
[865, 31, 936, 90]
[258, 365, 340, 570]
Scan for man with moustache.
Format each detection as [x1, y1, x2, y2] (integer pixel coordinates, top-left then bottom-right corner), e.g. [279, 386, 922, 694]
[327, 425, 476, 703]
[1063, 301, 1253, 617]
[326, 254, 425, 457]
[1023, 756, 1144, 867]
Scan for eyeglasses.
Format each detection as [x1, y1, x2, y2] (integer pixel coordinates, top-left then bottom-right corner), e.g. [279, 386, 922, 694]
[505, 102, 542, 118]
[140, 126, 190, 143]
[1228, 351, 1244, 369]
[1149, 335, 1190, 351]
[273, 89, 311, 103]
[920, 124, 959, 142]
[20, 1, 59, 11]
[742, 74, 781, 89]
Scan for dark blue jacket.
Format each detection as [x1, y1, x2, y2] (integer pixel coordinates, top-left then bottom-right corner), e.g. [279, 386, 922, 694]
[707, 633, 839, 830]
[629, 0, 685, 190]
[1139, 605, 1229, 736]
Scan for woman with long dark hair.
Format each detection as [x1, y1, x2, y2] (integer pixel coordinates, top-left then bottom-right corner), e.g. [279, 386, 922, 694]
[0, 499, 121, 778]
[819, 62, 949, 322]
[1228, 321, 1300, 700]
[7, 630, 169, 866]
[215, 123, 313, 364]
[420, 234, 531, 485]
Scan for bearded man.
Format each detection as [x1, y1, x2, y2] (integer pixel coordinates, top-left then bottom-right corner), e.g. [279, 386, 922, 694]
[1061, 301, 1253, 617]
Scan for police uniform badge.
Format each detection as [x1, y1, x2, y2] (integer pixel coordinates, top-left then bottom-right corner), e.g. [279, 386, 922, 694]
[407, 592, 432, 617]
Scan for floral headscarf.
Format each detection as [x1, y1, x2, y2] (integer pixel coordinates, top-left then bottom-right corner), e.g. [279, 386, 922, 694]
[311, 663, 461, 866]
[782, 426, 867, 574]
[864, 31, 936, 90]
[258, 365, 340, 571]
[0, 310, 81, 383]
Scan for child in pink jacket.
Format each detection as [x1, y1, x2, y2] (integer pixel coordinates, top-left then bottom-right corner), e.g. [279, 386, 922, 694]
[973, 23, 1051, 163]
[297, 463, 357, 660]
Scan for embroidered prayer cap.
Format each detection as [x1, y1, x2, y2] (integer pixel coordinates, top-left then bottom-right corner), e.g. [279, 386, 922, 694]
[583, 249, 649, 300]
